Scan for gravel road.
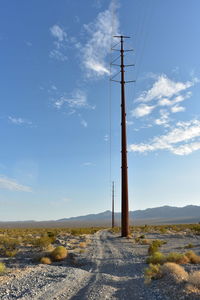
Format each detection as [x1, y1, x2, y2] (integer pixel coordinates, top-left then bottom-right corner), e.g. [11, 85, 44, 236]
[0, 230, 200, 299]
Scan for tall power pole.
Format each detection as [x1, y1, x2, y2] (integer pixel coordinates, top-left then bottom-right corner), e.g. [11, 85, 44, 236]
[111, 35, 134, 237]
[112, 181, 115, 228]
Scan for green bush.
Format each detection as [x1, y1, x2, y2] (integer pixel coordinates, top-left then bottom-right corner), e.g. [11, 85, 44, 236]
[146, 252, 166, 265]
[51, 246, 68, 261]
[0, 262, 6, 274]
[144, 263, 161, 284]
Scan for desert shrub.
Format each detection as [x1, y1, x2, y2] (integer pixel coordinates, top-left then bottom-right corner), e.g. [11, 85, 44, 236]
[185, 250, 200, 264]
[0, 262, 6, 274]
[40, 257, 52, 265]
[148, 240, 166, 255]
[161, 262, 188, 282]
[166, 252, 189, 264]
[33, 236, 52, 250]
[188, 271, 200, 289]
[141, 239, 151, 245]
[185, 243, 194, 249]
[79, 249, 86, 254]
[139, 234, 145, 239]
[5, 249, 18, 257]
[47, 232, 57, 243]
[159, 228, 167, 234]
[79, 242, 86, 248]
[51, 246, 68, 261]
[146, 251, 166, 265]
[144, 263, 161, 284]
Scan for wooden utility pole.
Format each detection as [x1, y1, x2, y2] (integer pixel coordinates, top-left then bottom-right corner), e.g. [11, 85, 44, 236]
[112, 181, 115, 228]
[111, 35, 134, 237]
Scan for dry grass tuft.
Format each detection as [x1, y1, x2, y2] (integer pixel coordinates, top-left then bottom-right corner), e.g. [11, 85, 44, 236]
[188, 271, 200, 289]
[144, 263, 162, 284]
[146, 251, 166, 265]
[79, 242, 87, 248]
[40, 257, 52, 265]
[161, 262, 188, 282]
[0, 262, 6, 274]
[185, 251, 200, 264]
[51, 246, 68, 261]
[166, 252, 189, 264]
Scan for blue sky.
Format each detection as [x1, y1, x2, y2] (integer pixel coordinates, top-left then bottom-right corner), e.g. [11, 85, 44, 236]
[1, 0, 200, 221]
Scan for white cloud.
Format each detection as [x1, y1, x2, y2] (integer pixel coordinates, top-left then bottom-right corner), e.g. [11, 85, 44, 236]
[171, 105, 185, 113]
[51, 85, 57, 90]
[50, 25, 67, 43]
[154, 110, 170, 127]
[49, 49, 67, 61]
[49, 24, 68, 61]
[82, 1, 119, 77]
[8, 116, 32, 126]
[81, 119, 88, 128]
[137, 74, 194, 103]
[0, 176, 32, 192]
[132, 104, 155, 118]
[129, 120, 200, 155]
[54, 89, 89, 110]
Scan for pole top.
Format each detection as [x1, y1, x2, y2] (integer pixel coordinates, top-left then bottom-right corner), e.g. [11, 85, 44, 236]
[113, 35, 130, 39]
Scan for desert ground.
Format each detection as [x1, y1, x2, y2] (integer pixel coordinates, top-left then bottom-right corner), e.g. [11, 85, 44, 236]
[0, 225, 200, 299]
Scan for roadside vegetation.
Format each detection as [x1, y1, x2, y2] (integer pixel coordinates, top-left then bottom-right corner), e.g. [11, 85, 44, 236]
[0, 226, 102, 274]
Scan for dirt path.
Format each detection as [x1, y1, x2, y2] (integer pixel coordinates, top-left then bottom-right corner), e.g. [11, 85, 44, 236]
[64, 230, 148, 300]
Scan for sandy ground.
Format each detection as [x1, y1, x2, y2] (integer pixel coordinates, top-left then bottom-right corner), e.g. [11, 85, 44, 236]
[0, 229, 200, 299]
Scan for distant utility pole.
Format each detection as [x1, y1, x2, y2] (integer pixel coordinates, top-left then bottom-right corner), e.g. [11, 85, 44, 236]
[112, 181, 115, 228]
[111, 35, 135, 237]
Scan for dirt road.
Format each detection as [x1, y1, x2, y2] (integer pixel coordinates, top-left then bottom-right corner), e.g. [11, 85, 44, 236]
[50, 230, 148, 300]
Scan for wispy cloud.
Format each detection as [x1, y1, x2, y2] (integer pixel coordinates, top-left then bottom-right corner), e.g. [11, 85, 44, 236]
[129, 119, 200, 155]
[81, 1, 119, 77]
[132, 74, 198, 126]
[132, 104, 155, 118]
[49, 24, 68, 61]
[171, 105, 185, 113]
[137, 74, 194, 103]
[8, 116, 32, 126]
[82, 162, 96, 166]
[154, 110, 170, 127]
[0, 175, 32, 192]
[80, 119, 88, 128]
[50, 25, 67, 43]
[54, 89, 92, 111]
[49, 49, 67, 61]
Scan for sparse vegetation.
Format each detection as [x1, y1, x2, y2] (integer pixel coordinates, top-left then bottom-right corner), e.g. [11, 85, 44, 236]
[79, 242, 86, 248]
[148, 240, 167, 255]
[185, 243, 194, 249]
[161, 262, 188, 282]
[0, 262, 6, 274]
[147, 251, 166, 264]
[144, 263, 161, 284]
[188, 271, 200, 289]
[40, 257, 52, 265]
[51, 246, 68, 261]
[185, 250, 200, 264]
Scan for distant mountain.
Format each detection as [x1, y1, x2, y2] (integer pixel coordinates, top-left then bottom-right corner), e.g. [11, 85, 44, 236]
[57, 205, 200, 224]
[0, 205, 200, 228]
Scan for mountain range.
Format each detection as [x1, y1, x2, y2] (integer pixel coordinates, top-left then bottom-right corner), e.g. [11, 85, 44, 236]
[0, 205, 199, 228]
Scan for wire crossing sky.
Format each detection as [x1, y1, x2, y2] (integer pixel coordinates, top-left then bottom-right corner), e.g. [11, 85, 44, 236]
[1, 0, 200, 221]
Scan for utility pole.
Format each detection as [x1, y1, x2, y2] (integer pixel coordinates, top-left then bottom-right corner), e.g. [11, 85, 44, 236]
[112, 181, 115, 228]
[111, 35, 134, 237]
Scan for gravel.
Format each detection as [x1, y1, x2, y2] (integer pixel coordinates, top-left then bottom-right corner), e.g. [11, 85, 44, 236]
[0, 230, 200, 299]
